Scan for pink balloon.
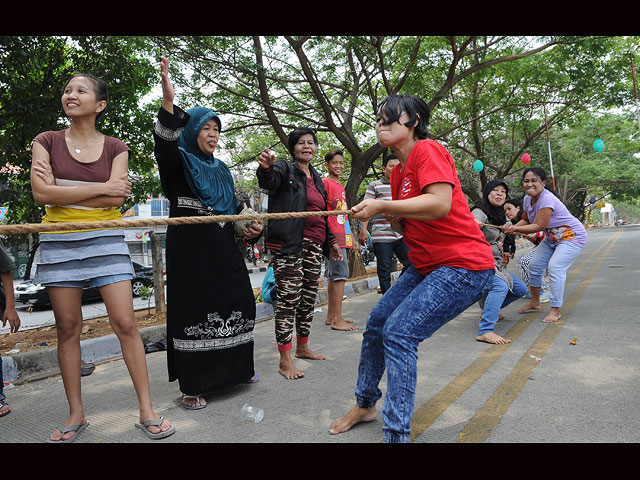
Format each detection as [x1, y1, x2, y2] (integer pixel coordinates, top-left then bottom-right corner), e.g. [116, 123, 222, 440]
[521, 153, 531, 164]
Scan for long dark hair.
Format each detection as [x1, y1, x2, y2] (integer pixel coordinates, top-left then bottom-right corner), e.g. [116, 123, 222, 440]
[504, 197, 523, 222]
[64, 73, 110, 124]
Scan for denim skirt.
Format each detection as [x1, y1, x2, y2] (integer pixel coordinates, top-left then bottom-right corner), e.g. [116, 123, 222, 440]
[34, 229, 135, 286]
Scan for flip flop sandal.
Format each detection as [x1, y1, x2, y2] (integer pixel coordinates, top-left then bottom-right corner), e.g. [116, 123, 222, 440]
[181, 394, 207, 410]
[47, 421, 89, 443]
[81, 363, 95, 377]
[246, 373, 260, 383]
[0, 400, 10, 418]
[135, 416, 175, 440]
[145, 339, 167, 354]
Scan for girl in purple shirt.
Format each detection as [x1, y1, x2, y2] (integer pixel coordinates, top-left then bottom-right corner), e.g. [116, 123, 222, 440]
[504, 167, 587, 323]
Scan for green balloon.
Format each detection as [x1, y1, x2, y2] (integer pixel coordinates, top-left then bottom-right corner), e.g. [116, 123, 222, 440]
[473, 159, 484, 172]
[593, 139, 605, 152]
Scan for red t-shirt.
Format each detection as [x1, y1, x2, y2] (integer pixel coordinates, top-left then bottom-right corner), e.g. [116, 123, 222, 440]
[390, 139, 494, 276]
[322, 177, 352, 248]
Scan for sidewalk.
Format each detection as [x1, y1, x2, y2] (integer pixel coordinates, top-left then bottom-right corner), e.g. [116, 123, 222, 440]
[1, 288, 389, 443]
[1, 269, 389, 385]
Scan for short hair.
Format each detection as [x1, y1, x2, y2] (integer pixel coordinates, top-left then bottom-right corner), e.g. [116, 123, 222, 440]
[521, 166, 558, 197]
[382, 153, 398, 167]
[376, 94, 430, 140]
[287, 127, 318, 156]
[324, 149, 344, 163]
[521, 166, 547, 183]
[65, 73, 110, 124]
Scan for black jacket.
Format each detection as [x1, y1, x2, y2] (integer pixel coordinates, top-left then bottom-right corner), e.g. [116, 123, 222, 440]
[257, 159, 336, 256]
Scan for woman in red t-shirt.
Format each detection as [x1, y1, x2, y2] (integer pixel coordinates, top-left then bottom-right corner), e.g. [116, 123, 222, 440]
[330, 94, 495, 443]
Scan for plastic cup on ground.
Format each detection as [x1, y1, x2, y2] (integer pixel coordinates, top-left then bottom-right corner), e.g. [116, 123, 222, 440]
[241, 403, 264, 423]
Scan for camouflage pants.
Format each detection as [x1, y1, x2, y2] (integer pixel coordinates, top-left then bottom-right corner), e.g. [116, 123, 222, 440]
[272, 238, 323, 350]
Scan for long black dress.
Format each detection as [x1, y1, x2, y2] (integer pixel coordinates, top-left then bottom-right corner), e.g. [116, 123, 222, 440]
[153, 106, 255, 395]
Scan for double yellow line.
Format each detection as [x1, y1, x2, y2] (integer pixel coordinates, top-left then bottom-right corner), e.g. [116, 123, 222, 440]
[410, 230, 624, 443]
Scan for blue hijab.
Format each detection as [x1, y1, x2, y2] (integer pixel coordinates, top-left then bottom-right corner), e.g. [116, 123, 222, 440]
[177, 106, 238, 215]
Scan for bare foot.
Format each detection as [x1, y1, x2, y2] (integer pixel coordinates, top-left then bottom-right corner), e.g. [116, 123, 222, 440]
[330, 318, 359, 331]
[181, 394, 207, 409]
[518, 301, 541, 313]
[329, 405, 377, 435]
[325, 316, 354, 325]
[279, 354, 305, 380]
[542, 308, 562, 323]
[476, 332, 511, 344]
[49, 415, 88, 442]
[295, 344, 326, 361]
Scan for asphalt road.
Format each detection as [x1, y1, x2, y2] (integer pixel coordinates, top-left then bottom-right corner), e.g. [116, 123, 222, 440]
[2, 225, 638, 444]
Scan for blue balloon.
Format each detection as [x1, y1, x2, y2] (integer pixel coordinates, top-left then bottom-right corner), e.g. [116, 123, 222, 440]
[593, 139, 605, 152]
[473, 159, 484, 172]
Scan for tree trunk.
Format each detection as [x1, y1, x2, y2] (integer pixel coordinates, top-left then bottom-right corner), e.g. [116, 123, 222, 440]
[150, 231, 166, 313]
[23, 235, 39, 281]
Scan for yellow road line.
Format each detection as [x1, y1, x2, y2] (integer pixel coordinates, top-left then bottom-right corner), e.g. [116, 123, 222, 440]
[410, 230, 623, 443]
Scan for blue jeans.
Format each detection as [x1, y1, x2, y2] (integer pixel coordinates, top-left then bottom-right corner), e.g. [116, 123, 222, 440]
[529, 239, 583, 308]
[478, 273, 528, 335]
[44, 273, 133, 288]
[373, 240, 412, 293]
[354, 264, 494, 442]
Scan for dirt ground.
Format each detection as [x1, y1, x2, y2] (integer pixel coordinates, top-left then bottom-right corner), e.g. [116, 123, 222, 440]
[1, 308, 168, 356]
[2, 268, 378, 357]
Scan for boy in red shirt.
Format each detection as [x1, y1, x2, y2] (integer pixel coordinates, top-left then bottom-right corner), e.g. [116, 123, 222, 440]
[322, 150, 358, 332]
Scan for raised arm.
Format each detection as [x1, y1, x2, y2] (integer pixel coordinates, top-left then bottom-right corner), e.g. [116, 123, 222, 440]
[160, 57, 175, 115]
[256, 150, 287, 191]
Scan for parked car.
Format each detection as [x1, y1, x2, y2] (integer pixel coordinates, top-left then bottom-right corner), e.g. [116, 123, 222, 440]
[14, 261, 154, 307]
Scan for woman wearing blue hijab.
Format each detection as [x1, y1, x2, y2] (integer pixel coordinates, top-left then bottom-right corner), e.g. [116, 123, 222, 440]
[153, 58, 262, 410]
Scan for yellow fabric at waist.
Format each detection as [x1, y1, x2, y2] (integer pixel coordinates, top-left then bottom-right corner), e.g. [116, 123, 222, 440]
[41, 205, 123, 234]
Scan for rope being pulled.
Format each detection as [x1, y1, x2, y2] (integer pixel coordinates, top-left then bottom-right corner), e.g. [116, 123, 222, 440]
[0, 209, 353, 235]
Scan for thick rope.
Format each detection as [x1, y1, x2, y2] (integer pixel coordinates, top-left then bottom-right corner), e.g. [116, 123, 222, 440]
[0, 209, 353, 235]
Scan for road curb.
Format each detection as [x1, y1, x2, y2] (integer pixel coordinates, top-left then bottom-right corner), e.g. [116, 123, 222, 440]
[3, 272, 389, 385]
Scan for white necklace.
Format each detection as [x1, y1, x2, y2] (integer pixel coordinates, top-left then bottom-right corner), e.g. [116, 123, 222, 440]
[68, 129, 98, 154]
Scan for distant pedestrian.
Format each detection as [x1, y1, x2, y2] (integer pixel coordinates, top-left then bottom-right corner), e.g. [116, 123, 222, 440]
[257, 127, 343, 380]
[1, 244, 21, 418]
[503, 167, 587, 323]
[30, 72, 174, 442]
[322, 149, 358, 331]
[358, 154, 412, 294]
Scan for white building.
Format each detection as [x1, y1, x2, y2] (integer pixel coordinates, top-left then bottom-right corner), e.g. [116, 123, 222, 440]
[122, 195, 168, 266]
[599, 202, 617, 226]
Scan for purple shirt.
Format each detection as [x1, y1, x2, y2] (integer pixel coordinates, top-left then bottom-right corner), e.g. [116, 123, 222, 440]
[524, 189, 587, 248]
